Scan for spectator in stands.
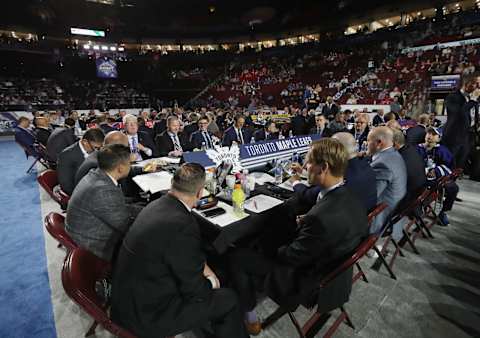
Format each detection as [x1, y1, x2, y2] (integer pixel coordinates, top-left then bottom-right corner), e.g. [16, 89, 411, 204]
[46, 118, 77, 162]
[57, 128, 105, 196]
[65, 144, 142, 261]
[14, 116, 37, 155]
[190, 116, 216, 149]
[416, 127, 459, 225]
[123, 114, 157, 161]
[222, 114, 252, 146]
[229, 138, 368, 335]
[367, 127, 407, 239]
[390, 96, 402, 115]
[322, 96, 339, 120]
[111, 163, 249, 338]
[351, 113, 370, 151]
[34, 117, 51, 147]
[406, 113, 430, 145]
[253, 120, 279, 142]
[156, 116, 192, 156]
[207, 111, 221, 136]
[373, 109, 386, 127]
[309, 114, 332, 137]
[329, 112, 348, 134]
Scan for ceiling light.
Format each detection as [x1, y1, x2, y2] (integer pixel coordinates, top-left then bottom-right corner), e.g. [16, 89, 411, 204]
[109, 46, 116, 51]
[93, 45, 100, 50]
[118, 47, 125, 51]
[101, 45, 108, 50]
[83, 44, 91, 49]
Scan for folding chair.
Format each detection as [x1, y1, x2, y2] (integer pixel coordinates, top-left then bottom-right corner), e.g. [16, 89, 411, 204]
[262, 236, 378, 338]
[16, 141, 49, 173]
[33, 143, 56, 169]
[44, 212, 77, 251]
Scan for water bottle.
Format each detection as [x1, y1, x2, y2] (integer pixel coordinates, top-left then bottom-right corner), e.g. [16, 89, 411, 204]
[289, 130, 294, 138]
[250, 137, 255, 144]
[241, 169, 250, 197]
[232, 184, 245, 216]
[291, 152, 300, 164]
[279, 133, 285, 140]
[274, 161, 283, 184]
[201, 141, 206, 151]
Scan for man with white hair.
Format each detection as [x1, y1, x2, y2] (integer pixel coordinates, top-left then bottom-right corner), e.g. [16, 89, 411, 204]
[367, 127, 407, 238]
[123, 114, 157, 161]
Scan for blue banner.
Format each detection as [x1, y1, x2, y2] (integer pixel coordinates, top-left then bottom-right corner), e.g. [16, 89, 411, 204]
[96, 57, 118, 79]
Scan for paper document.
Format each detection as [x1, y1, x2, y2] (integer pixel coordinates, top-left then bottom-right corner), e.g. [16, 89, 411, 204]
[159, 156, 181, 164]
[250, 172, 275, 185]
[244, 194, 284, 213]
[193, 201, 249, 227]
[278, 179, 309, 192]
[133, 171, 173, 193]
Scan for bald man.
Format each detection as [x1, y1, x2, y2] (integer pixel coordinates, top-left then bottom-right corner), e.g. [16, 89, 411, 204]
[34, 117, 52, 146]
[367, 127, 407, 239]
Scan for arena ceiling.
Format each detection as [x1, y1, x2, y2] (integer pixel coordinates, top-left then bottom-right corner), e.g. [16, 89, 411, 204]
[1, 0, 459, 42]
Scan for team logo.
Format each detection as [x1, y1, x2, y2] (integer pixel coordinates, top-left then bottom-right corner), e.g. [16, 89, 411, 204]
[205, 145, 242, 172]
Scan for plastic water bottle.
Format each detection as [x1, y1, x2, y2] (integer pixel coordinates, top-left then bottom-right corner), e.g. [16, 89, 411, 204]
[289, 130, 294, 138]
[274, 161, 283, 184]
[291, 152, 300, 164]
[232, 184, 245, 216]
[201, 141, 206, 151]
[250, 137, 255, 144]
[279, 133, 285, 140]
[241, 169, 250, 197]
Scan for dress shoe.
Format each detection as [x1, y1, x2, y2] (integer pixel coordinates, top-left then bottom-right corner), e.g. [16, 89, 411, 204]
[245, 321, 262, 336]
[438, 211, 449, 226]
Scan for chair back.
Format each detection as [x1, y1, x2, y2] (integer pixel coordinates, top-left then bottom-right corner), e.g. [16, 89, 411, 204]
[319, 234, 378, 288]
[62, 248, 138, 338]
[368, 203, 388, 226]
[37, 169, 58, 199]
[44, 212, 77, 251]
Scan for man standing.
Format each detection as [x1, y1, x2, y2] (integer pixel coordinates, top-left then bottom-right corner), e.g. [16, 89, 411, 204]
[57, 128, 104, 196]
[222, 114, 252, 146]
[309, 114, 332, 137]
[322, 96, 339, 121]
[190, 116, 216, 149]
[156, 116, 192, 156]
[66, 144, 142, 261]
[123, 114, 157, 161]
[367, 127, 407, 239]
[111, 163, 248, 338]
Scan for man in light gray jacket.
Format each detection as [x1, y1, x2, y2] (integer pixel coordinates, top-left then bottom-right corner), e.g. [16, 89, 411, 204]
[65, 144, 142, 261]
[368, 127, 407, 240]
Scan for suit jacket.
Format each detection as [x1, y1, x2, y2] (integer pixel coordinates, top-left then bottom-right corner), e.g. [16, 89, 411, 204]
[349, 128, 369, 151]
[372, 115, 385, 126]
[309, 126, 332, 137]
[290, 115, 308, 136]
[156, 131, 192, 156]
[65, 169, 141, 261]
[253, 129, 279, 142]
[369, 147, 407, 234]
[34, 127, 51, 147]
[46, 127, 77, 162]
[398, 144, 427, 205]
[322, 104, 339, 120]
[190, 130, 215, 149]
[111, 194, 213, 337]
[221, 127, 252, 146]
[443, 90, 469, 146]
[267, 186, 368, 312]
[183, 123, 199, 140]
[127, 131, 158, 160]
[293, 157, 377, 212]
[406, 125, 426, 145]
[99, 123, 116, 134]
[14, 126, 36, 154]
[57, 142, 86, 196]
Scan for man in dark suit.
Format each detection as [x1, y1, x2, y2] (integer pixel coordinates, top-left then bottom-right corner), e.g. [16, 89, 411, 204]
[34, 117, 51, 147]
[14, 116, 38, 156]
[290, 109, 308, 136]
[46, 118, 77, 162]
[123, 114, 157, 161]
[66, 144, 142, 261]
[322, 96, 339, 121]
[350, 113, 370, 151]
[183, 112, 200, 140]
[156, 115, 192, 156]
[229, 139, 368, 335]
[253, 120, 279, 142]
[222, 114, 252, 146]
[309, 114, 332, 137]
[111, 163, 248, 338]
[57, 128, 104, 196]
[291, 132, 377, 212]
[406, 114, 429, 146]
[96, 114, 116, 134]
[372, 109, 386, 127]
[190, 116, 216, 149]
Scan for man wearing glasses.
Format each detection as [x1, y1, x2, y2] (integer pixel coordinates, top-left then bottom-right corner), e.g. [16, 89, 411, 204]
[57, 128, 105, 196]
[190, 116, 216, 150]
[123, 114, 157, 161]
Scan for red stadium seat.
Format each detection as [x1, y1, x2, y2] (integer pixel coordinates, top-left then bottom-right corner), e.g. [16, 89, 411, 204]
[37, 169, 70, 210]
[44, 212, 77, 251]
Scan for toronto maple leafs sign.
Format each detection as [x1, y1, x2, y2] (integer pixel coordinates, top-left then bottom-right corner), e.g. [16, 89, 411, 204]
[205, 145, 243, 172]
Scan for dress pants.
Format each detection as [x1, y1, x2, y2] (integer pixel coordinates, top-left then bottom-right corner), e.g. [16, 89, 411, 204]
[228, 248, 277, 312]
[442, 181, 459, 212]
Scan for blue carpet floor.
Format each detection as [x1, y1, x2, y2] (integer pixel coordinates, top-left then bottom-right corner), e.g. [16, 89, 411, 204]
[0, 141, 56, 338]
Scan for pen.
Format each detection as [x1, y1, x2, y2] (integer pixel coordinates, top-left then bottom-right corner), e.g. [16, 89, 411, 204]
[254, 200, 258, 210]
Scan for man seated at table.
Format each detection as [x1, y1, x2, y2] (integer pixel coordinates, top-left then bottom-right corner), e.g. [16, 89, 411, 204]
[416, 127, 459, 226]
[14, 116, 38, 155]
[253, 120, 279, 142]
[350, 113, 370, 151]
[156, 115, 192, 157]
[111, 163, 248, 338]
[309, 114, 332, 137]
[34, 117, 51, 147]
[46, 117, 77, 162]
[65, 144, 143, 261]
[190, 116, 216, 149]
[124, 114, 157, 161]
[229, 138, 369, 335]
[290, 133, 377, 212]
[57, 128, 105, 196]
[222, 114, 252, 146]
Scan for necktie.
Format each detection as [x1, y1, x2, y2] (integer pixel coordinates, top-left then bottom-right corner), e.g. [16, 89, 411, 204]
[172, 134, 182, 151]
[131, 136, 142, 161]
[203, 132, 213, 148]
[237, 129, 244, 144]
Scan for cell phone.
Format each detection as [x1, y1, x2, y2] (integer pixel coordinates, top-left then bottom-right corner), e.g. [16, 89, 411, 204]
[202, 207, 226, 218]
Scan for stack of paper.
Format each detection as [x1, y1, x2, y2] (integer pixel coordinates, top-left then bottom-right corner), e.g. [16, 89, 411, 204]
[133, 171, 173, 193]
[250, 172, 275, 185]
[194, 201, 249, 227]
[244, 194, 284, 213]
[278, 179, 309, 192]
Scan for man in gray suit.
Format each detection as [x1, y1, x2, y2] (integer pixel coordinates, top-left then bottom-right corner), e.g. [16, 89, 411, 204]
[367, 127, 407, 240]
[65, 144, 143, 261]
